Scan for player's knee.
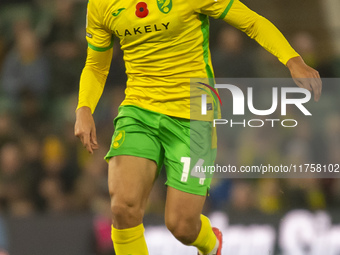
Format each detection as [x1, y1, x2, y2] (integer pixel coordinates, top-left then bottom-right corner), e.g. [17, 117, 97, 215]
[110, 201, 143, 227]
[165, 216, 197, 244]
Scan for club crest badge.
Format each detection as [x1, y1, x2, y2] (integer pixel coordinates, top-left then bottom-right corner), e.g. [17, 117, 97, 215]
[112, 130, 125, 149]
[157, 0, 172, 14]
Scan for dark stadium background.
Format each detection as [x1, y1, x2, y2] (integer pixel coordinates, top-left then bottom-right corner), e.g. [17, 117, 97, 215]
[0, 0, 339, 254]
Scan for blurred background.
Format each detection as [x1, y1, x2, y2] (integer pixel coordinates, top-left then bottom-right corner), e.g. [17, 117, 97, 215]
[0, 0, 339, 254]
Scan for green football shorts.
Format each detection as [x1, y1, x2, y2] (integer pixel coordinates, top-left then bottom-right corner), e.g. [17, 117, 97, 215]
[105, 105, 217, 196]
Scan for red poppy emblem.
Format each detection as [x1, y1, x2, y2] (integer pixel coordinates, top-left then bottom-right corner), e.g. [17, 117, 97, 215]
[136, 2, 149, 18]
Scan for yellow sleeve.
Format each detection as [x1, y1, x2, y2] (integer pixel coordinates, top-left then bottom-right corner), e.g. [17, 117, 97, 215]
[223, 0, 300, 65]
[76, 47, 113, 113]
[86, 0, 113, 51]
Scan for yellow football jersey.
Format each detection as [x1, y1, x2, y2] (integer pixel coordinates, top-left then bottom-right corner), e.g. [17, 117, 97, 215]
[86, 0, 236, 120]
[81, 0, 299, 120]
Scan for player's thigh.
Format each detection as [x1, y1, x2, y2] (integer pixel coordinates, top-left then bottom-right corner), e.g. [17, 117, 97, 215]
[108, 155, 158, 209]
[108, 155, 158, 228]
[106, 109, 164, 224]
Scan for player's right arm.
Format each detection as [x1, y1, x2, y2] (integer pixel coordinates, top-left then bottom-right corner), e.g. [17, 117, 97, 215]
[75, 0, 114, 153]
[75, 47, 113, 153]
[188, 0, 321, 100]
[222, 0, 322, 101]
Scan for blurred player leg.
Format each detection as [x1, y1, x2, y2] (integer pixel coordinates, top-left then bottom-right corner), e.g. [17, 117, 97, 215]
[108, 155, 158, 255]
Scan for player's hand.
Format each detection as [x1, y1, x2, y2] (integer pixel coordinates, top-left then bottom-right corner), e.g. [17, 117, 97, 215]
[286, 56, 322, 102]
[74, 106, 99, 154]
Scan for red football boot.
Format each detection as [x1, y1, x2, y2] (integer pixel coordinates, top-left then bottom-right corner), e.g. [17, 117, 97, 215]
[197, 227, 223, 255]
[212, 227, 223, 255]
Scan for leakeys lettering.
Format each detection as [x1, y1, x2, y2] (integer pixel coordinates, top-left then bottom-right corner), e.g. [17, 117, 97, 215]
[116, 22, 170, 37]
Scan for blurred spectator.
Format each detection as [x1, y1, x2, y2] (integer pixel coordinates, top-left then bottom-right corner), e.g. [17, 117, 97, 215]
[44, 0, 85, 97]
[292, 32, 318, 68]
[0, 32, 6, 72]
[0, 113, 17, 146]
[0, 142, 36, 216]
[228, 181, 256, 213]
[291, 31, 338, 78]
[72, 146, 108, 211]
[324, 113, 340, 164]
[283, 178, 326, 211]
[320, 114, 340, 208]
[38, 176, 70, 213]
[256, 179, 283, 214]
[212, 27, 256, 78]
[20, 134, 45, 209]
[0, 0, 33, 4]
[0, 20, 49, 107]
[284, 119, 314, 165]
[41, 135, 79, 194]
[236, 123, 282, 167]
[207, 179, 232, 211]
[17, 88, 46, 135]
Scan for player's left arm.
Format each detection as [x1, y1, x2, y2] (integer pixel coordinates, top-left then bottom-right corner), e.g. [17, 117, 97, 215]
[223, 0, 322, 101]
